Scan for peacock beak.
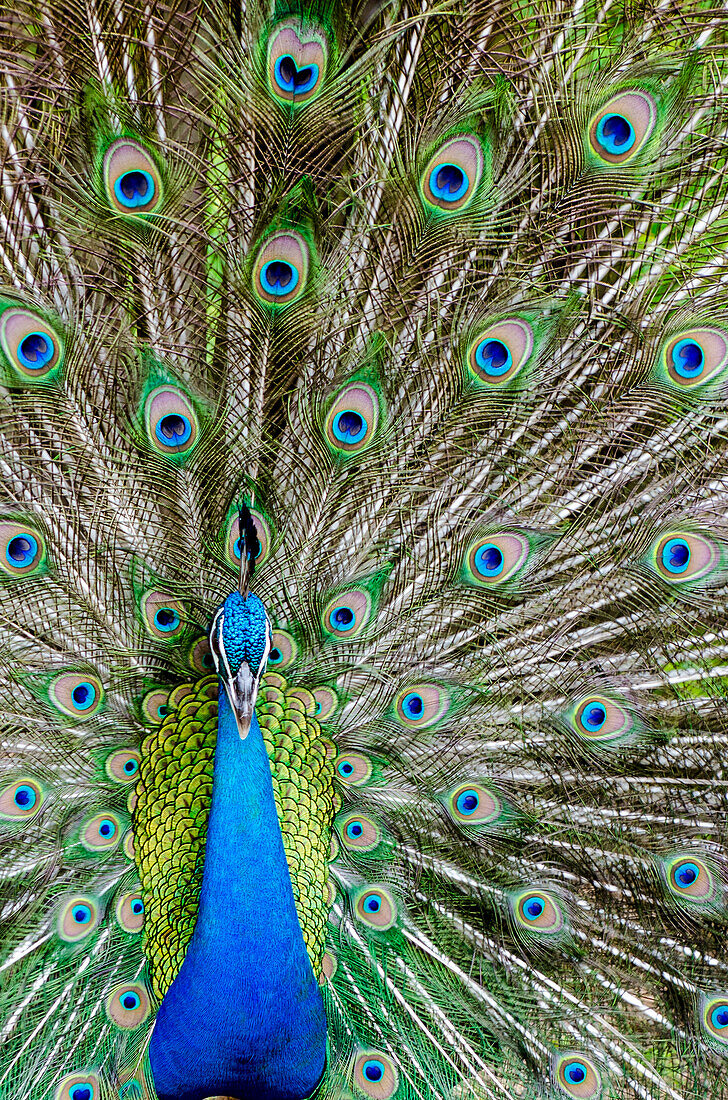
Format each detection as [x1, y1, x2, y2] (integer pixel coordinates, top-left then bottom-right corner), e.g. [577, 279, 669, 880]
[222, 663, 260, 740]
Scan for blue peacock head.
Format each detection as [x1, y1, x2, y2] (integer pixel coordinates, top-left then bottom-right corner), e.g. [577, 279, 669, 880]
[209, 505, 272, 737]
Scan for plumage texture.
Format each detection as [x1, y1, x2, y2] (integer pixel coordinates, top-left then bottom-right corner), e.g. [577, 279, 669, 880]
[0, 0, 728, 1098]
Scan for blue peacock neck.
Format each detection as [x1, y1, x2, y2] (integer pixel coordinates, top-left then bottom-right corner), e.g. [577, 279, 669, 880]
[148, 683, 327, 1100]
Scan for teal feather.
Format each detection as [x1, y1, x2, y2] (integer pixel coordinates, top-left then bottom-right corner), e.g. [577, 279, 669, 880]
[0, 2, 728, 1099]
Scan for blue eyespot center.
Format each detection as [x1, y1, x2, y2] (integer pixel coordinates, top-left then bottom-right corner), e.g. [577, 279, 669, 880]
[121, 991, 141, 1010]
[363, 894, 381, 913]
[157, 704, 170, 719]
[14, 784, 36, 809]
[524, 896, 545, 920]
[671, 339, 704, 378]
[260, 260, 299, 296]
[154, 607, 180, 632]
[581, 702, 607, 732]
[430, 162, 468, 202]
[338, 761, 354, 776]
[363, 1060, 385, 1083]
[475, 339, 512, 378]
[72, 682, 96, 710]
[131, 899, 144, 915]
[675, 861, 699, 887]
[114, 170, 155, 208]
[6, 533, 38, 567]
[402, 692, 424, 719]
[123, 759, 138, 775]
[269, 648, 282, 664]
[474, 543, 504, 576]
[70, 1087, 93, 1100]
[565, 1062, 587, 1084]
[661, 538, 690, 574]
[98, 818, 116, 838]
[18, 332, 54, 370]
[711, 1005, 728, 1029]
[155, 413, 192, 448]
[73, 904, 92, 924]
[333, 409, 367, 444]
[596, 113, 635, 154]
[331, 605, 354, 629]
[456, 789, 480, 815]
[274, 55, 319, 95]
[346, 821, 364, 839]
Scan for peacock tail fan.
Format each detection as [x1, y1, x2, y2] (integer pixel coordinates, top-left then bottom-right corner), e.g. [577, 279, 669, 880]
[0, 1, 727, 1099]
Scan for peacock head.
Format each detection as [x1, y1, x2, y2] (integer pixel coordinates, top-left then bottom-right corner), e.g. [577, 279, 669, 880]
[209, 590, 272, 738]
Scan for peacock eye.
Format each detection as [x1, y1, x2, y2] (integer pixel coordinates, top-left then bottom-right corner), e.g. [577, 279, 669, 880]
[421, 135, 485, 213]
[59, 896, 100, 941]
[465, 532, 530, 586]
[144, 387, 199, 458]
[0, 778, 43, 819]
[589, 90, 656, 164]
[554, 1053, 602, 1097]
[0, 522, 46, 577]
[354, 885, 397, 929]
[50, 673, 104, 719]
[266, 629, 298, 668]
[141, 591, 187, 641]
[352, 1051, 400, 1099]
[81, 812, 122, 852]
[266, 20, 327, 105]
[664, 855, 717, 903]
[103, 139, 163, 215]
[0, 308, 63, 380]
[703, 998, 728, 1044]
[323, 588, 372, 639]
[446, 783, 501, 826]
[312, 686, 338, 720]
[467, 319, 534, 386]
[569, 695, 636, 743]
[648, 531, 720, 584]
[54, 1074, 101, 1100]
[513, 889, 565, 934]
[115, 889, 145, 933]
[105, 750, 140, 783]
[657, 328, 728, 389]
[394, 684, 449, 728]
[335, 752, 372, 785]
[325, 383, 380, 455]
[338, 813, 381, 852]
[225, 508, 270, 569]
[252, 232, 309, 307]
[141, 688, 170, 724]
[106, 983, 150, 1028]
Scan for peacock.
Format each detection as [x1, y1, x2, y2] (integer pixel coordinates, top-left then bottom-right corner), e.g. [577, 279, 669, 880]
[1, 0, 728, 1098]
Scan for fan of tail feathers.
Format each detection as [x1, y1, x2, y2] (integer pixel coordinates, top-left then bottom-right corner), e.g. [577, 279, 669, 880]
[0, 0, 728, 1098]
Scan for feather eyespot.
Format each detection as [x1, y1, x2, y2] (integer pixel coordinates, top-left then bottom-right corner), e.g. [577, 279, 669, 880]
[554, 1054, 602, 1098]
[188, 636, 215, 674]
[0, 778, 43, 818]
[338, 813, 381, 852]
[103, 139, 163, 215]
[513, 890, 565, 934]
[0, 308, 63, 380]
[354, 886, 397, 929]
[313, 686, 338, 720]
[648, 531, 720, 584]
[394, 684, 449, 728]
[664, 855, 718, 904]
[422, 135, 484, 213]
[323, 588, 372, 639]
[589, 91, 656, 164]
[81, 812, 122, 852]
[105, 750, 140, 784]
[116, 889, 145, 933]
[325, 383, 379, 455]
[106, 983, 150, 1028]
[50, 673, 104, 718]
[465, 532, 530, 586]
[353, 1052, 400, 1099]
[446, 783, 501, 826]
[569, 695, 637, 743]
[59, 896, 100, 942]
[253, 232, 309, 307]
[267, 20, 327, 105]
[141, 591, 187, 641]
[0, 521, 46, 577]
[141, 688, 171, 723]
[335, 753, 372, 785]
[225, 508, 270, 570]
[657, 328, 728, 389]
[703, 998, 728, 1044]
[467, 319, 534, 386]
[144, 386, 199, 458]
[267, 629, 298, 669]
[55, 1074, 101, 1100]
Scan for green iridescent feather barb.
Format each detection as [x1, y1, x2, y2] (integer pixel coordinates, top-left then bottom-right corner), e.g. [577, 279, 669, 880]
[0, 1, 727, 1098]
